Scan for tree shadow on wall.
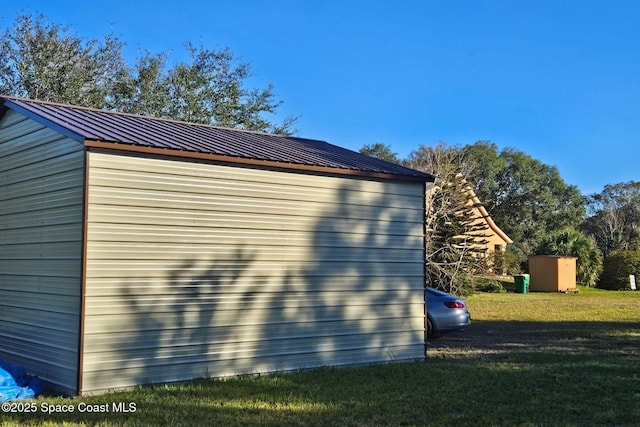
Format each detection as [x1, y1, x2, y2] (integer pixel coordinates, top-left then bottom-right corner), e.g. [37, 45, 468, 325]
[108, 246, 264, 388]
[105, 180, 426, 390]
[259, 184, 427, 369]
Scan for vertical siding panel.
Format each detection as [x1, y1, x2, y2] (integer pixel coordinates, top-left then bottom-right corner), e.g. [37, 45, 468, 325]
[82, 151, 426, 393]
[0, 111, 84, 394]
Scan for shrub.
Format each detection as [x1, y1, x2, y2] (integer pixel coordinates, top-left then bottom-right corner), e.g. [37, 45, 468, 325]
[493, 246, 524, 275]
[598, 250, 640, 290]
[474, 278, 506, 293]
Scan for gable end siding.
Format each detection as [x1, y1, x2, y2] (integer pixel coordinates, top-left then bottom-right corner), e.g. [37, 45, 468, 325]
[0, 110, 84, 394]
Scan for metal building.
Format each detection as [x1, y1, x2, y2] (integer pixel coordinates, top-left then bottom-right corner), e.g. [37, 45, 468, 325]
[0, 97, 434, 395]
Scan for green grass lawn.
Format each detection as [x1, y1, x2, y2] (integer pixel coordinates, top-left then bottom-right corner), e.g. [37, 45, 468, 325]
[3, 286, 640, 426]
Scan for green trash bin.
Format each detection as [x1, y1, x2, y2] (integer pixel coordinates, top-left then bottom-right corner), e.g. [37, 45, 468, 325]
[513, 274, 530, 294]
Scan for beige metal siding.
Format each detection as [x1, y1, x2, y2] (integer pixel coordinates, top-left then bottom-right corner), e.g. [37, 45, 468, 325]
[82, 150, 426, 393]
[0, 110, 84, 394]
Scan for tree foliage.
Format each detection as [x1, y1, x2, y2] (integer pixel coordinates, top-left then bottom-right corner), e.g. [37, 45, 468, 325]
[492, 246, 525, 276]
[598, 250, 640, 290]
[362, 140, 590, 280]
[0, 12, 127, 108]
[581, 181, 640, 257]
[462, 143, 586, 259]
[359, 143, 399, 163]
[459, 141, 507, 203]
[406, 144, 490, 295]
[0, 12, 295, 134]
[536, 228, 603, 287]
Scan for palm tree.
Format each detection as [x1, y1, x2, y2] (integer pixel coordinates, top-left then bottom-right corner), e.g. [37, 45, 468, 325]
[537, 228, 603, 287]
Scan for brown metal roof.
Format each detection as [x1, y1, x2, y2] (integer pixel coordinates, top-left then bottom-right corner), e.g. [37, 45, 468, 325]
[1, 96, 434, 182]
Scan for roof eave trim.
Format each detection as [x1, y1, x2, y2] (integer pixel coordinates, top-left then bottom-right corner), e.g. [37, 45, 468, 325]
[477, 204, 514, 244]
[2, 99, 86, 143]
[84, 140, 434, 183]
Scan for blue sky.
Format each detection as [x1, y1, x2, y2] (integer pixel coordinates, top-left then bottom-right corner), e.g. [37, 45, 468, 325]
[2, 1, 639, 195]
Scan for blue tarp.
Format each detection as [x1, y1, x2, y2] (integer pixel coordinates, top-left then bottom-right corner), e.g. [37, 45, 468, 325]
[0, 360, 44, 401]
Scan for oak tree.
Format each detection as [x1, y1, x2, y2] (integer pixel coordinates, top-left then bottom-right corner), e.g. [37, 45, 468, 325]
[0, 12, 296, 134]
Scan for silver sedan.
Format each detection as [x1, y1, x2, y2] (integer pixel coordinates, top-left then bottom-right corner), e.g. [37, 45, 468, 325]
[426, 287, 471, 339]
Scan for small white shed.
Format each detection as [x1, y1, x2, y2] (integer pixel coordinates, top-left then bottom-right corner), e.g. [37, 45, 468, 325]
[0, 97, 434, 395]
